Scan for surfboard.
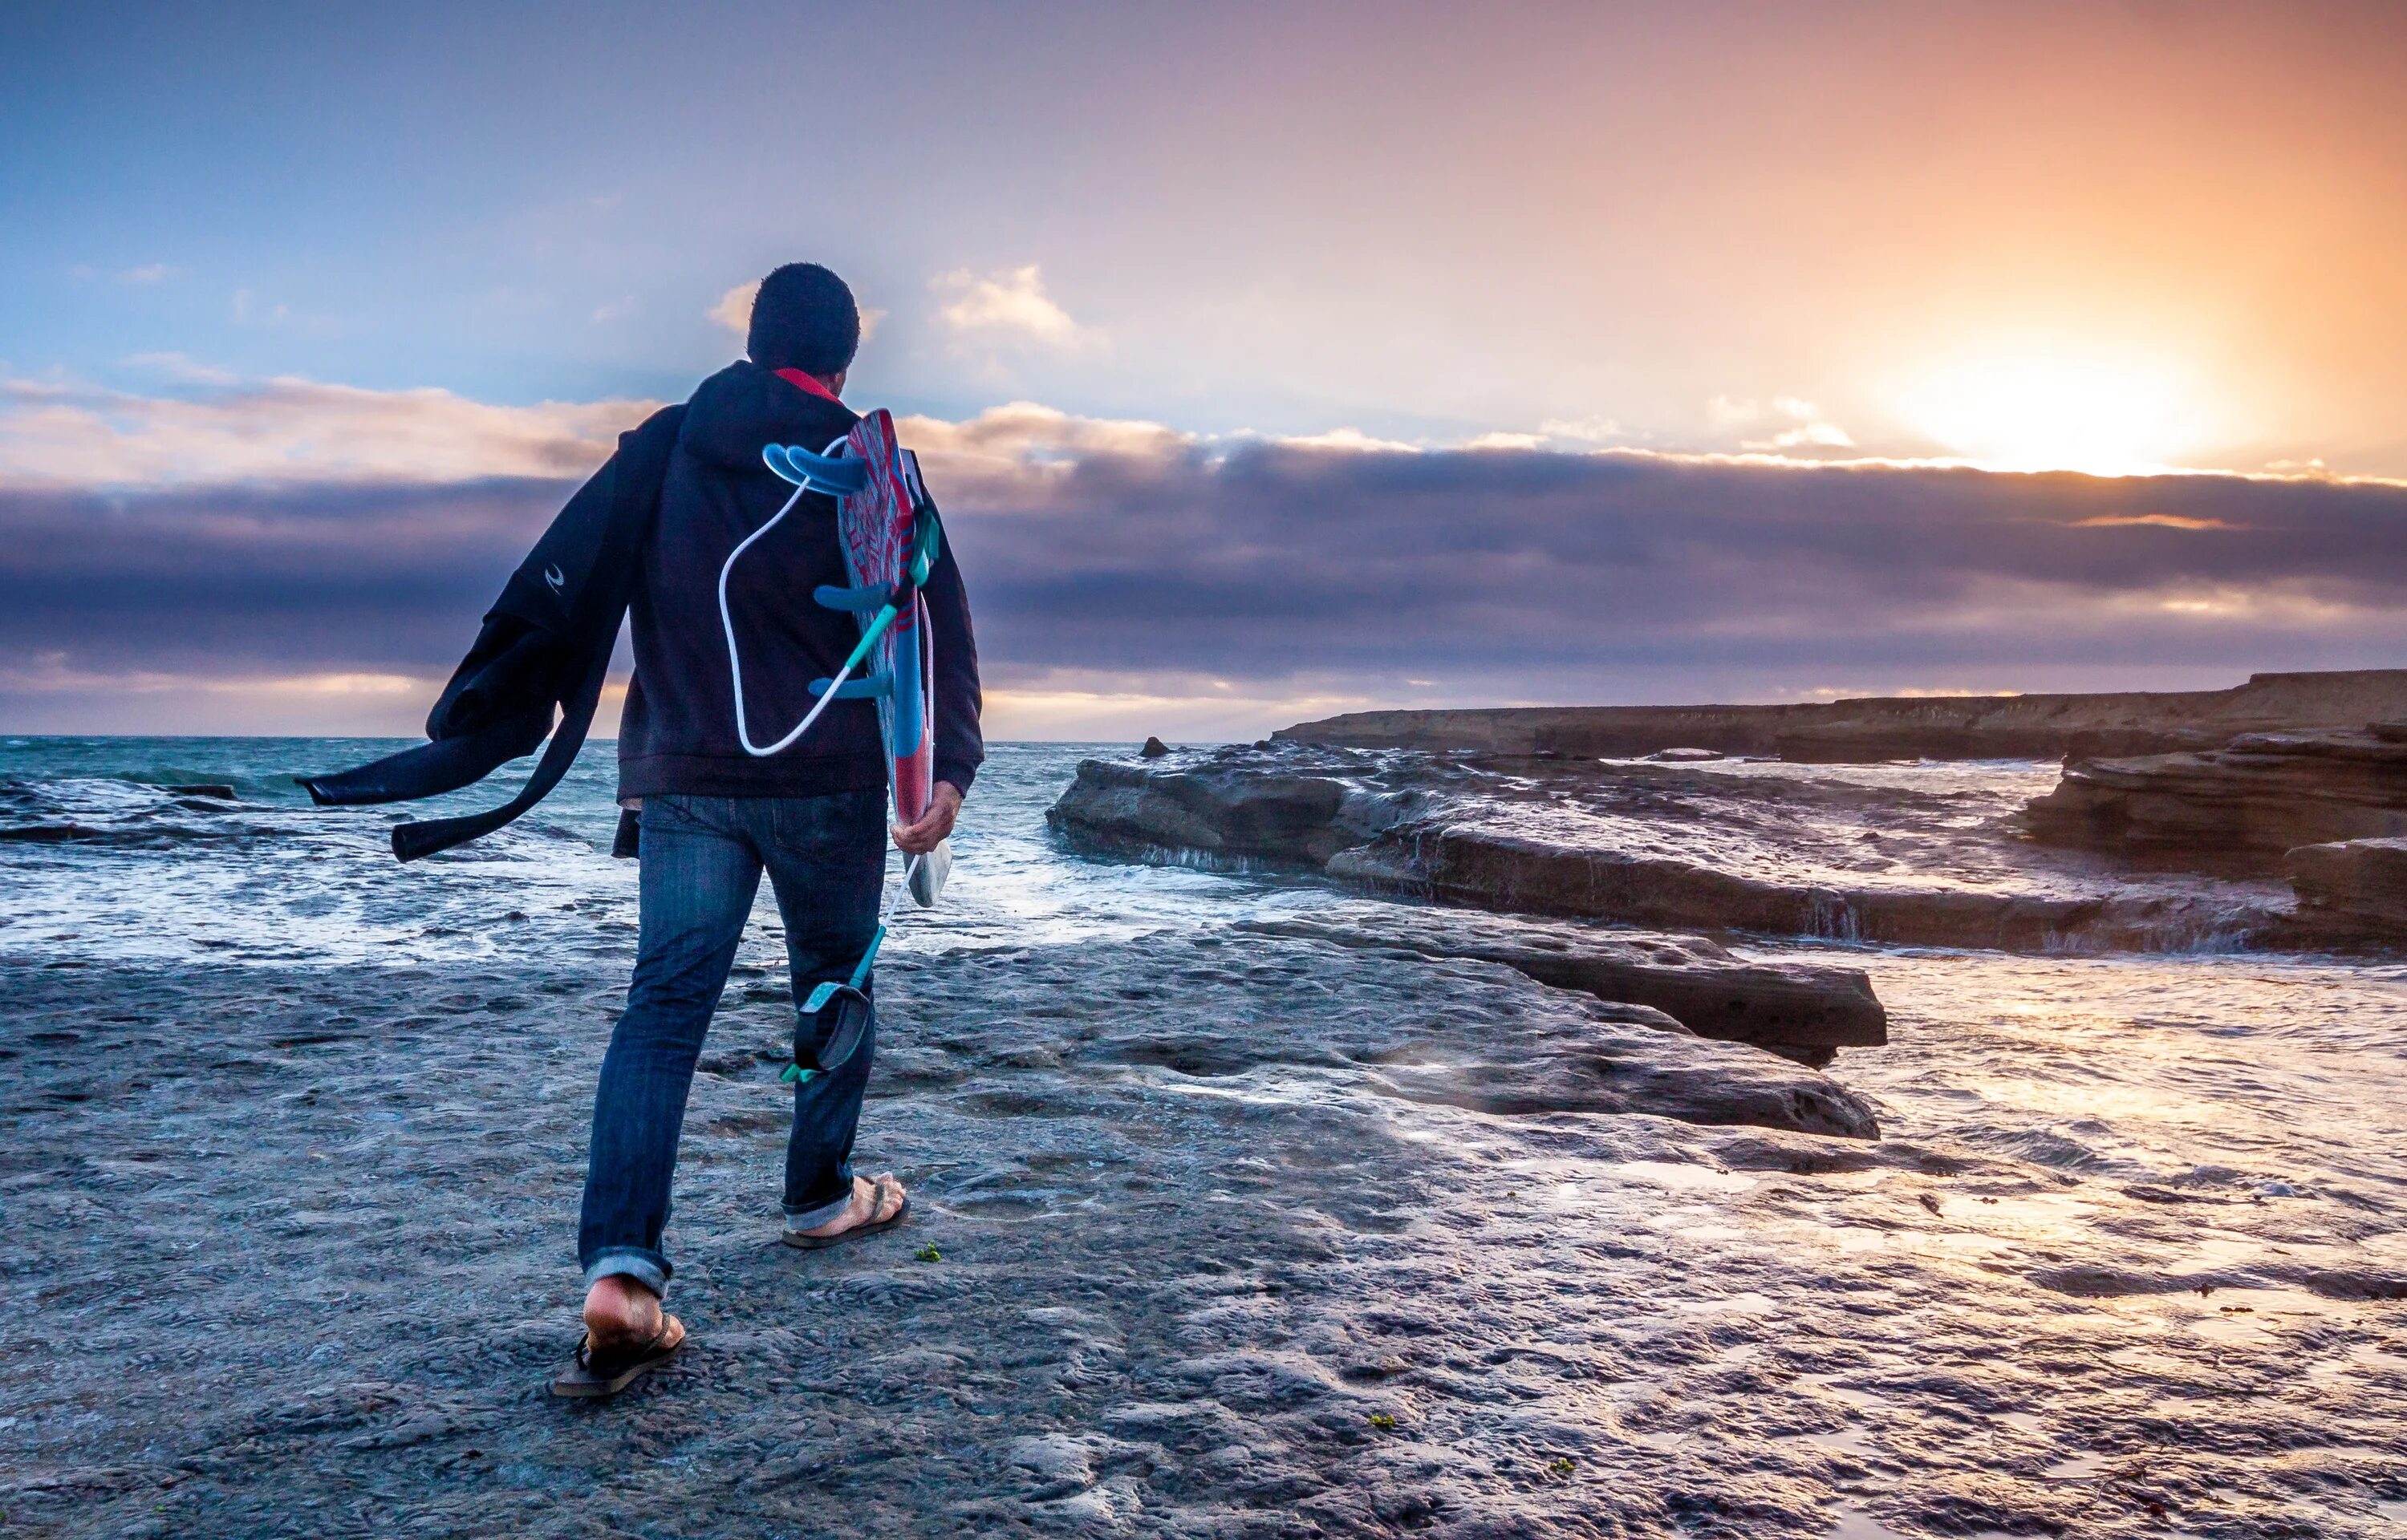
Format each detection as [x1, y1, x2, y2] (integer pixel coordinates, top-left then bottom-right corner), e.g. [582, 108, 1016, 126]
[754, 408, 951, 905]
[827, 410, 937, 828]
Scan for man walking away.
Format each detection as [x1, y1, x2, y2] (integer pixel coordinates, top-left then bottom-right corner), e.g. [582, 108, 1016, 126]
[558, 263, 983, 1397]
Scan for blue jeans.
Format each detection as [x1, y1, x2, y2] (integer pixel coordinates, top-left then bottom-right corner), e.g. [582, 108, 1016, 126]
[578, 790, 887, 1295]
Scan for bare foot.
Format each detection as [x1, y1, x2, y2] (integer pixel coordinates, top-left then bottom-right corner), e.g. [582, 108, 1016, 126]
[582, 1274, 667, 1355]
[796, 1173, 907, 1239]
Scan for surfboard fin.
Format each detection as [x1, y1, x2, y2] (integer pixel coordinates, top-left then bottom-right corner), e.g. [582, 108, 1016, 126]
[808, 675, 891, 700]
[908, 837, 952, 908]
[762, 444, 871, 495]
[814, 582, 891, 612]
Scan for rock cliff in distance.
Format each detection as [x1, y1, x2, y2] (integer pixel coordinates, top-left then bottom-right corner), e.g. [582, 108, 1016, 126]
[1277, 670, 2407, 764]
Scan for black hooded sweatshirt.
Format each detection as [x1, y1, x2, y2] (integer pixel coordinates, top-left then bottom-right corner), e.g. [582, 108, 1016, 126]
[616, 360, 983, 802]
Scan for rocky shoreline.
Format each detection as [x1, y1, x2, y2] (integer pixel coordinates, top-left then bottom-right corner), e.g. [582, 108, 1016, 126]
[1049, 747, 2296, 961]
[2288, 837, 2407, 941]
[2016, 723, 2407, 943]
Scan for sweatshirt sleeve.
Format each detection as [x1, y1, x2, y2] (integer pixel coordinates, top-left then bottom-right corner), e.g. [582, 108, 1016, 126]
[920, 506, 984, 796]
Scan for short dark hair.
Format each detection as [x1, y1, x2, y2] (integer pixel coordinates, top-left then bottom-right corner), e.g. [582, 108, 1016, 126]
[746, 263, 860, 377]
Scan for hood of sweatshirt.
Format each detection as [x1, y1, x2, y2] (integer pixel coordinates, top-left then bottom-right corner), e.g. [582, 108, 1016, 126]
[676, 359, 858, 474]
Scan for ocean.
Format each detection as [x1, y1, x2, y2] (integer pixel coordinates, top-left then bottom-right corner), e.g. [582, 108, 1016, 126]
[0, 736, 1284, 969]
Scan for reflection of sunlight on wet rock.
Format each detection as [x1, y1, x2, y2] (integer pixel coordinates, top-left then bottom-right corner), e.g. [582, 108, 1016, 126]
[1596, 1158, 1760, 1194]
[1823, 1510, 1923, 1540]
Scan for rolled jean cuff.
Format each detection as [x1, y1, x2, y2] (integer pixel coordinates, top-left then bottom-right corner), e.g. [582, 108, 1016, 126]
[782, 1184, 856, 1234]
[582, 1246, 669, 1297]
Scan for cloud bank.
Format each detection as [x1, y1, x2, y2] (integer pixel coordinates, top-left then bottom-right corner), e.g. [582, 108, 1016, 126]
[5, 376, 2405, 737]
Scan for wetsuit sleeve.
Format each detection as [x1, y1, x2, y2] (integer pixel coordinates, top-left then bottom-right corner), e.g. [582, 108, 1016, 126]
[921, 509, 984, 797]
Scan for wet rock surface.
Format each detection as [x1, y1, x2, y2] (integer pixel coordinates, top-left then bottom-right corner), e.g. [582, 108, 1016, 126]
[1356, 822, 2275, 954]
[1043, 756, 1427, 873]
[1234, 910, 1885, 1064]
[2287, 837, 2407, 942]
[1279, 669, 2407, 763]
[2027, 727, 2407, 867]
[1050, 746, 2294, 954]
[8, 934, 2405, 1538]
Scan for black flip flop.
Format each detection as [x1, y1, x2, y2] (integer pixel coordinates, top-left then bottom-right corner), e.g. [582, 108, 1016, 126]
[551, 1315, 684, 1399]
[782, 1183, 911, 1250]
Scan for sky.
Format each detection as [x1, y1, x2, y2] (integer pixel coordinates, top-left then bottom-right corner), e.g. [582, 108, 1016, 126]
[5, 0, 2407, 740]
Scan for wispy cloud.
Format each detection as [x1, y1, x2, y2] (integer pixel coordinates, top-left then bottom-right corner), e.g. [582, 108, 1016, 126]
[708, 281, 757, 336]
[979, 667, 1377, 742]
[1540, 415, 1625, 444]
[1711, 394, 1854, 452]
[2072, 513, 2239, 531]
[895, 399, 1194, 492]
[932, 265, 1099, 351]
[122, 352, 237, 384]
[1272, 426, 1417, 454]
[1464, 432, 1549, 452]
[0, 371, 651, 488]
[0, 654, 442, 736]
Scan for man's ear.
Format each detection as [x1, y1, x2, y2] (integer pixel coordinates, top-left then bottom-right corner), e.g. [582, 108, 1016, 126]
[825, 367, 848, 397]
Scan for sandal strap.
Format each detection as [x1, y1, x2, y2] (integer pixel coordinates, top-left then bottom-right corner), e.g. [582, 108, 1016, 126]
[578, 1322, 669, 1376]
[867, 1175, 904, 1224]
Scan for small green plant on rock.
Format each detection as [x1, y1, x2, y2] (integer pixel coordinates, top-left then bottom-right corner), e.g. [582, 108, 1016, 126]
[915, 1242, 942, 1263]
[1367, 1413, 1397, 1431]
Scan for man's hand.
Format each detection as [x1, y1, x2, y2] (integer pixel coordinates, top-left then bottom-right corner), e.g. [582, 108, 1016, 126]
[894, 781, 963, 857]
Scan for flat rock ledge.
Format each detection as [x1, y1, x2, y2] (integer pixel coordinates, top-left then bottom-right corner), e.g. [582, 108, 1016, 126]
[1235, 912, 1885, 1068]
[1049, 756, 2281, 958]
[1334, 825, 2269, 954]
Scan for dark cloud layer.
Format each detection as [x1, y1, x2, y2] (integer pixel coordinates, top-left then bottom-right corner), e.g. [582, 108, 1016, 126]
[6, 446, 2407, 706]
[0, 478, 562, 675]
[954, 446, 2407, 683]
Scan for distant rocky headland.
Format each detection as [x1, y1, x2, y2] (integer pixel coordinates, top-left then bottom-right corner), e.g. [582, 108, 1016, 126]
[1277, 668, 2407, 764]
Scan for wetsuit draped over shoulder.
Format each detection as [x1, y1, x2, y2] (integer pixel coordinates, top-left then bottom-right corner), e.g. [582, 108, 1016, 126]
[298, 403, 687, 861]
